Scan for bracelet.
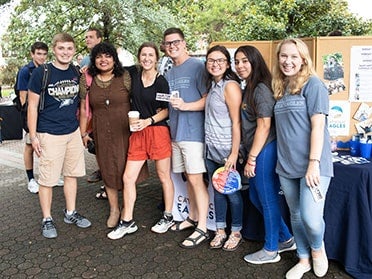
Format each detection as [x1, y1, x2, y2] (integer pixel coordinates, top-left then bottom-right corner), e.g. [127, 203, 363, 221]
[81, 132, 88, 138]
[249, 154, 257, 158]
[247, 162, 256, 167]
[309, 158, 320, 163]
[150, 117, 155, 125]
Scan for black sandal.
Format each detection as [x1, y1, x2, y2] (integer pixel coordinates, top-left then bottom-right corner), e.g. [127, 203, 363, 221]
[179, 228, 210, 249]
[95, 186, 108, 200]
[170, 217, 198, 232]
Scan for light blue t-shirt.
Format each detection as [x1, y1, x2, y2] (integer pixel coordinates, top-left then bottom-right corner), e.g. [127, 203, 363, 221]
[274, 76, 333, 178]
[80, 55, 90, 68]
[165, 57, 207, 142]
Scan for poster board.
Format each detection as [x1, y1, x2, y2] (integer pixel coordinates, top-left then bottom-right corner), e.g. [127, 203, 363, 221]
[315, 36, 372, 141]
[211, 36, 372, 141]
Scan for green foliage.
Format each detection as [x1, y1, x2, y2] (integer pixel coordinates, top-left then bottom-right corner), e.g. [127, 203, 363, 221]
[3, 0, 178, 63]
[0, 0, 11, 5]
[0, 57, 22, 90]
[222, 0, 372, 40]
[1, 0, 178, 85]
[1, 0, 372, 86]
[149, 0, 372, 44]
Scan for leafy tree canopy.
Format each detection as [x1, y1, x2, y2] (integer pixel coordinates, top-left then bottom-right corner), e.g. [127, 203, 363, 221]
[1, 0, 178, 85]
[1, 0, 371, 86]
[155, 0, 371, 41]
[0, 0, 11, 5]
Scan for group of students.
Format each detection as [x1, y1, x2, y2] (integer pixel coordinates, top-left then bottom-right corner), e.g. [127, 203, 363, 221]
[21, 26, 333, 279]
[202, 38, 333, 279]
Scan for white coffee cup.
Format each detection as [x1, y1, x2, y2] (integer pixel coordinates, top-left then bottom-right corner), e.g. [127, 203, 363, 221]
[128, 111, 140, 132]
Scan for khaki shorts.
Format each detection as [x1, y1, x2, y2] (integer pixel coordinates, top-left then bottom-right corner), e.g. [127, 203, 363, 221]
[25, 133, 32, 145]
[37, 128, 86, 187]
[172, 141, 206, 174]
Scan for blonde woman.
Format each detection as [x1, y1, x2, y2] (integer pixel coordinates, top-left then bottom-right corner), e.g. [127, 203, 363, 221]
[272, 38, 333, 279]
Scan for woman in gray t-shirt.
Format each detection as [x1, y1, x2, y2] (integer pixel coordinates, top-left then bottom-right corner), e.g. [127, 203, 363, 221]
[234, 45, 294, 265]
[273, 38, 333, 279]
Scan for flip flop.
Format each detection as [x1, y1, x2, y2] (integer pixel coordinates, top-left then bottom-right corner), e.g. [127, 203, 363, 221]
[179, 228, 210, 249]
[170, 217, 198, 232]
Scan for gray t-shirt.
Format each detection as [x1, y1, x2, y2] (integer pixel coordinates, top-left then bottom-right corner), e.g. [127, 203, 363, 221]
[205, 79, 240, 164]
[165, 57, 207, 142]
[274, 76, 333, 178]
[241, 83, 276, 157]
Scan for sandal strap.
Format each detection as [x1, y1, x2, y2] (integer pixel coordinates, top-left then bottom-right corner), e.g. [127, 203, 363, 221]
[225, 234, 241, 245]
[182, 228, 209, 246]
[186, 217, 198, 227]
[213, 232, 227, 240]
[210, 232, 227, 247]
[194, 227, 209, 238]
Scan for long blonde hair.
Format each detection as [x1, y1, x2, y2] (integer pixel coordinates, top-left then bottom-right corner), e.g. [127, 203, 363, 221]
[272, 38, 317, 100]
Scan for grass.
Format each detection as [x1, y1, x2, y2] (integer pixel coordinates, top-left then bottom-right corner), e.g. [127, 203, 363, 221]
[1, 88, 13, 98]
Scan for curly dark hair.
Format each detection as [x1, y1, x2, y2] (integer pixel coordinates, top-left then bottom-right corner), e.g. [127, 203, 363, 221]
[88, 42, 124, 77]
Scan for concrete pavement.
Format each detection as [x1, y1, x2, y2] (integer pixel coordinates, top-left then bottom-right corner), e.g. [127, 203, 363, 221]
[0, 139, 352, 278]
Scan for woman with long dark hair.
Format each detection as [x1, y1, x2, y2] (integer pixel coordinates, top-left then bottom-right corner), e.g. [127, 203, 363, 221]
[234, 45, 295, 264]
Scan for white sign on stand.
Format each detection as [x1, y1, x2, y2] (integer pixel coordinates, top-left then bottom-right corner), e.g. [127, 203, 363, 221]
[171, 172, 216, 231]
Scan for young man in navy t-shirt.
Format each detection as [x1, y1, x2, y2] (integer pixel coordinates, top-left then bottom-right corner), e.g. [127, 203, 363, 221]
[16, 41, 48, 193]
[28, 33, 91, 239]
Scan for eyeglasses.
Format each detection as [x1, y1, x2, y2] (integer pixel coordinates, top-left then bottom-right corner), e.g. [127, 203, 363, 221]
[206, 58, 227, 65]
[163, 39, 183, 48]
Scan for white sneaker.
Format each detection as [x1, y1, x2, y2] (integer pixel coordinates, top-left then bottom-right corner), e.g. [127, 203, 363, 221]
[57, 176, 64, 186]
[151, 216, 175, 234]
[107, 220, 138, 240]
[286, 263, 311, 279]
[313, 245, 328, 277]
[28, 178, 39, 193]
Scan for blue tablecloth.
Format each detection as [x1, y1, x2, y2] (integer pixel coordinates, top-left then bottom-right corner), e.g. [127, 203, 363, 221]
[0, 104, 22, 140]
[241, 158, 372, 278]
[325, 159, 372, 279]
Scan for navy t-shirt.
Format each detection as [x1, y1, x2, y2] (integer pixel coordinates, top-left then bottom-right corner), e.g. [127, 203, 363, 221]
[28, 63, 80, 135]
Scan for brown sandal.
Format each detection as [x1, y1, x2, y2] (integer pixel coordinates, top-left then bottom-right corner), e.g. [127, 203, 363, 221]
[210, 232, 227, 249]
[223, 233, 243, 252]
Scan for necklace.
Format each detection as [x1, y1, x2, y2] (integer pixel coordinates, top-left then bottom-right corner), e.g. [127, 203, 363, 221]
[141, 70, 157, 88]
[104, 82, 113, 106]
[97, 74, 114, 106]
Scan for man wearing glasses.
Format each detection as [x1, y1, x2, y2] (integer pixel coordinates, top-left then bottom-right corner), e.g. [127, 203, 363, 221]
[162, 27, 210, 248]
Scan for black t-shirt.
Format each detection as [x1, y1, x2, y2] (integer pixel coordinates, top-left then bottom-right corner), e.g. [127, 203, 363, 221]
[130, 67, 169, 126]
